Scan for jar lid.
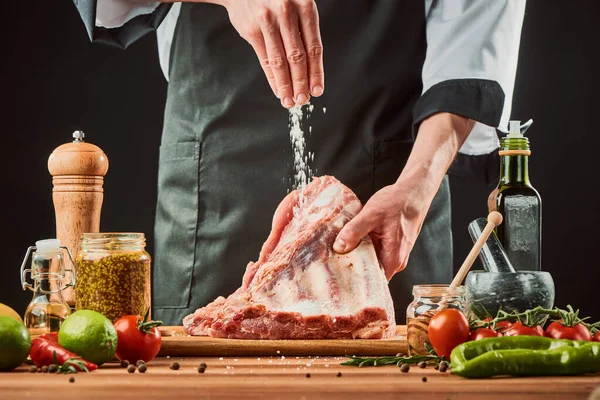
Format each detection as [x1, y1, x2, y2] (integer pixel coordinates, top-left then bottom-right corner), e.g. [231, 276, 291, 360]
[48, 131, 109, 176]
[412, 284, 465, 297]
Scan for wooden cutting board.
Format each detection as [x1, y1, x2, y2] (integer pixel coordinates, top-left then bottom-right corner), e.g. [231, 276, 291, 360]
[158, 325, 407, 357]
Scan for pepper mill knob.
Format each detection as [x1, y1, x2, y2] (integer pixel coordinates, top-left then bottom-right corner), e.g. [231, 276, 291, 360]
[48, 131, 109, 307]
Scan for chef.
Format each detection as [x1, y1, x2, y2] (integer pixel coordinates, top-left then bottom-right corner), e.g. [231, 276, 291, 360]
[73, 0, 526, 325]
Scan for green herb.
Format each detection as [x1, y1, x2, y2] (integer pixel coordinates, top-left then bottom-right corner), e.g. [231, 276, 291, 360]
[341, 353, 444, 367]
[52, 351, 90, 374]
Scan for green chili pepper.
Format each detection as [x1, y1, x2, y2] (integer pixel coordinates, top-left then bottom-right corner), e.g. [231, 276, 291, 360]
[450, 336, 600, 378]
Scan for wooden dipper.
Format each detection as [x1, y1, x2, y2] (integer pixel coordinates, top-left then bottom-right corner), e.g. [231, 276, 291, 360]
[47, 130, 109, 306]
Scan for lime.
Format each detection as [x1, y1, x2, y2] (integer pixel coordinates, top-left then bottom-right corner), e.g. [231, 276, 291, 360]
[0, 316, 31, 371]
[0, 303, 24, 324]
[58, 310, 118, 366]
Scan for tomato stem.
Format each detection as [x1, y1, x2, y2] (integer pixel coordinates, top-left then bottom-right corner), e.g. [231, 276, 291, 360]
[470, 305, 599, 334]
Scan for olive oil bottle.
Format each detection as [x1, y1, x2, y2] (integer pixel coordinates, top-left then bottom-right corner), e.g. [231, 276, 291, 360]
[488, 120, 541, 271]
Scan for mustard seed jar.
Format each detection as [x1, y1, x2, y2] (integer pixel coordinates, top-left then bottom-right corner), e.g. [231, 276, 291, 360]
[406, 284, 466, 356]
[75, 233, 151, 322]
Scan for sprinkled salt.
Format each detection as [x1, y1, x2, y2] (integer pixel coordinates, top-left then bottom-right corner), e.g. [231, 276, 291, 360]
[323, 107, 327, 114]
[277, 350, 281, 354]
[219, 357, 223, 361]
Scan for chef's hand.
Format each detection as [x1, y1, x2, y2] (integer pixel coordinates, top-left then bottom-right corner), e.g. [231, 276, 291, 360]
[332, 183, 425, 281]
[333, 112, 475, 280]
[221, 0, 324, 108]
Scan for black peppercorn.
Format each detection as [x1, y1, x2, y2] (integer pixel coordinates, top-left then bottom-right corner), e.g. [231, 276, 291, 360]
[418, 361, 426, 369]
[121, 360, 130, 368]
[48, 365, 58, 374]
[399, 363, 410, 373]
[439, 363, 448, 373]
[200, 362, 207, 368]
[136, 360, 146, 367]
[305, 373, 311, 378]
[127, 364, 137, 373]
[198, 366, 206, 373]
[69, 377, 75, 383]
[29, 366, 38, 373]
[422, 376, 427, 382]
[170, 361, 180, 370]
[336, 372, 342, 377]
[138, 364, 148, 373]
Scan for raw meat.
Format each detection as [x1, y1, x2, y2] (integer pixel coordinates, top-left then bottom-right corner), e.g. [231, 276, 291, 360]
[182, 176, 396, 339]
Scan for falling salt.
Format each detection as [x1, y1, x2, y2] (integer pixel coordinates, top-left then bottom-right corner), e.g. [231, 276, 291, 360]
[277, 350, 281, 354]
[219, 357, 223, 361]
[289, 104, 314, 192]
[323, 107, 327, 114]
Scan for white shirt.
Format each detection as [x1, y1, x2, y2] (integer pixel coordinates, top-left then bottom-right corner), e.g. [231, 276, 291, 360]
[95, 0, 526, 156]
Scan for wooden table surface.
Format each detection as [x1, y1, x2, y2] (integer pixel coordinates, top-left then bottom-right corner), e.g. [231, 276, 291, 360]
[2, 356, 600, 400]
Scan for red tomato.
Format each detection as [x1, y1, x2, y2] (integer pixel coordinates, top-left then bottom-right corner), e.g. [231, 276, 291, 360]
[428, 309, 470, 358]
[469, 327, 501, 341]
[503, 321, 544, 337]
[593, 331, 600, 342]
[545, 321, 592, 341]
[114, 315, 162, 363]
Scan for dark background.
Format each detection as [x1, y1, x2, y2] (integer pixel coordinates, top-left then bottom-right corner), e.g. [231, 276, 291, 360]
[2, 1, 599, 321]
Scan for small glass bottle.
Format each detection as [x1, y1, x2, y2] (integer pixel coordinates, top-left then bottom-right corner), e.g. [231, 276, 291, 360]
[488, 120, 542, 271]
[20, 239, 75, 335]
[406, 284, 466, 356]
[75, 233, 151, 322]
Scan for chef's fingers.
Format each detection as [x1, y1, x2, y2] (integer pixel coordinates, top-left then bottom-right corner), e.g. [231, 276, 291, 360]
[260, 13, 295, 108]
[249, 35, 278, 97]
[279, 2, 310, 105]
[333, 211, 380, 254]
[296, 1, 324, 97]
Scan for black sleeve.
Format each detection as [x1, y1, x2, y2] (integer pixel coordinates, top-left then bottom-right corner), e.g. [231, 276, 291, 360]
[412, 78, 505, 133]
[72, 0, 173, 49]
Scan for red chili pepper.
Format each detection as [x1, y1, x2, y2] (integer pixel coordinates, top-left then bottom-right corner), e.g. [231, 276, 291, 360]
[29, 333, 97, 372]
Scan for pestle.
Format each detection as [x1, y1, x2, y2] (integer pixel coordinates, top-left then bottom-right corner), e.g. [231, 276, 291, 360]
[467, 218, 515, 273]
[465, 215, 555, 319]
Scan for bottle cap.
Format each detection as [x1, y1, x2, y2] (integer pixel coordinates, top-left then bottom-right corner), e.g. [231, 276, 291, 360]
[506, 119, 534, 138]
[35, 238, 62, 258]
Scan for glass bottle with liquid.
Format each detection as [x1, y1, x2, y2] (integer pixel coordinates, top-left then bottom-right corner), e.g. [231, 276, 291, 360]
[488, 119, 542, 271]
[20, 239, 75, 335]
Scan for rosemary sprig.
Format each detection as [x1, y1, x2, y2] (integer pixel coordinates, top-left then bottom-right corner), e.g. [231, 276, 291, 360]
[341, 344, 446, 367]
[341, 354, 442, 367]
[52, 351, 90, 374]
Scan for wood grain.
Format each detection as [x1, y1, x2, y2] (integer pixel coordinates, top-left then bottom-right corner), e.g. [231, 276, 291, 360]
[1, 356, 599, 400]
[158, 325, 408, 357]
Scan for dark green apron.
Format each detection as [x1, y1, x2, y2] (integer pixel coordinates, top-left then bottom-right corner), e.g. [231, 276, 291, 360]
[152, 1, 452, 325]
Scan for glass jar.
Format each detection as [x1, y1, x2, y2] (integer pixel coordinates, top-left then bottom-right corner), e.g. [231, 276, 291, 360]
[406, 284, 467, 356]
[75, 233, 151, 322]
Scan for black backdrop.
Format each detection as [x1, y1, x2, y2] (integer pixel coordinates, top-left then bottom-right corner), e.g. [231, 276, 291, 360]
[2, 1, 599, 322]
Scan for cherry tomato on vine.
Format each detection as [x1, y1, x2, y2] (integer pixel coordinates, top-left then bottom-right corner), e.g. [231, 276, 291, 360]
[545, 320, 592, 341]
[428, 309, 470, 358]
[114, 311, 163, 363]
[469, 327, 500, 341]
[503, 321, 544, 337]
[593, 331, 600, 342]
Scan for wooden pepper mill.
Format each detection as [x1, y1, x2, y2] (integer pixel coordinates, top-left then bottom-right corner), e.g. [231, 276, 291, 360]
[47, 130, 109, 307]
